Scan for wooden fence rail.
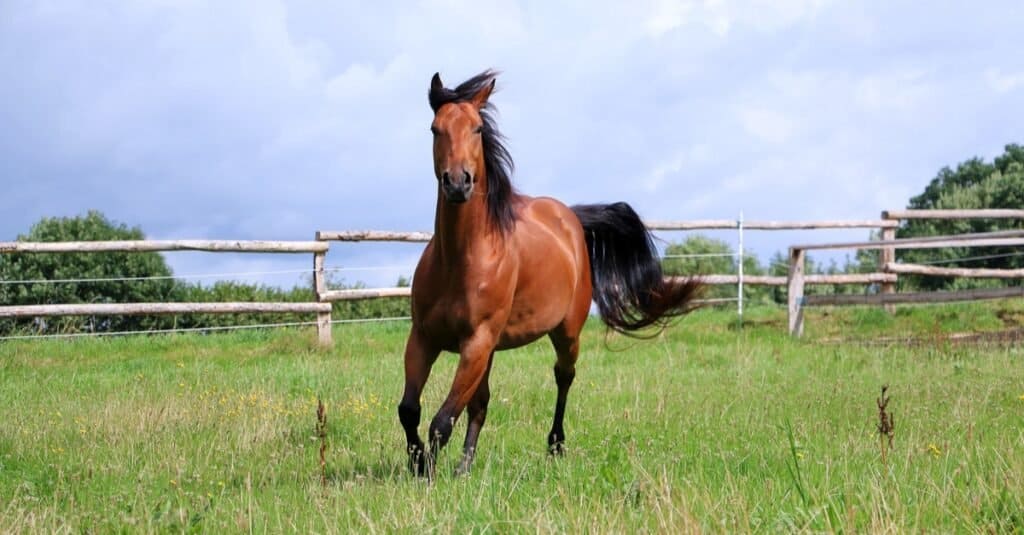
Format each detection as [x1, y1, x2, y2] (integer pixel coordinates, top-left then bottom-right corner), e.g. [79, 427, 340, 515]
[645, 219, 899, 230]
[882, 209, 1024, 220]
[793, 231, 1024, 252]
[690, 273, 897, 286]
[0, 240, 328, 253]
[803, 286, 1024, 307]
[320, 288, 412, 301]
[883, 263, 1024, 279]
[0, 302, 332, 318]
[315, 231, 432, 242]
[2, 239, 335, 345]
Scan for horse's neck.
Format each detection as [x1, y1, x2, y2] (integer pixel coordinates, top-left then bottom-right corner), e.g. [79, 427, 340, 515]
[433, 195, 502, 266]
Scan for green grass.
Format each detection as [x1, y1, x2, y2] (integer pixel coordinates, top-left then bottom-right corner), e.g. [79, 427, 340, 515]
[1, 302, 1023, 533]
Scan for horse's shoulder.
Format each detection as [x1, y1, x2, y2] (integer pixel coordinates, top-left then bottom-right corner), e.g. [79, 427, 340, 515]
[511, 196, 586, 266]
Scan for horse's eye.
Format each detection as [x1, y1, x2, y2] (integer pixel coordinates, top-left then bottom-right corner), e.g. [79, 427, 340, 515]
[474, 125, 483, 134]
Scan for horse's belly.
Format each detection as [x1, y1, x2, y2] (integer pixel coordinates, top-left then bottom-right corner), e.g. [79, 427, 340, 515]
[495, 314, 556, 350]
[495, 287, 572, 349]
[495, 330, 547, 350]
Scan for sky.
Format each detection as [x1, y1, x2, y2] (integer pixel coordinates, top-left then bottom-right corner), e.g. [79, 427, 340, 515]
[2, 1, 1022, 288]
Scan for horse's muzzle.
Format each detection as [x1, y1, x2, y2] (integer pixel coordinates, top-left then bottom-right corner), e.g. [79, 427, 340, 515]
[441, 170, 474, 203]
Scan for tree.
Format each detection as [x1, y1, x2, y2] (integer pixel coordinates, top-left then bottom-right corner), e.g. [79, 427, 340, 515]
[0, 211, 177, 334]
[662, 235, 771, 303]
[897, 144, 1024, 290]
[662, 235, 734, 278]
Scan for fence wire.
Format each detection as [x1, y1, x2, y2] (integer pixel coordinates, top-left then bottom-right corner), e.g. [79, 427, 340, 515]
[0, 315, 412, 342]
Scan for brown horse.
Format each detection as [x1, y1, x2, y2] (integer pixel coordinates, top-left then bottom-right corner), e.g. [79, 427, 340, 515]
[399, 70, 702, 477]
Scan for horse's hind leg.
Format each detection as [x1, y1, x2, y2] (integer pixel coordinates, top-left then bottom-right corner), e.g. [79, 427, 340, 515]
[455, 351, 494, 476]
[398, 330, 440, 477]
[547, 330, 579, 455]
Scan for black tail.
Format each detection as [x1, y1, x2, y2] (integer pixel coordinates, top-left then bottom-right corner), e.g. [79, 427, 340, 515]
[572, 202, 703, 337]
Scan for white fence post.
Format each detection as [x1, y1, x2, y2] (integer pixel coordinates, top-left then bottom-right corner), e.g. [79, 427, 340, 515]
[787, 247, 806, 337]
[737, 211, 744, 325]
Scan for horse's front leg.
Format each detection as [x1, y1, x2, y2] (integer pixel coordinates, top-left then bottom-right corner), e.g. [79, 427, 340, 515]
[428, 330, 496, 476]
[398, 329, 440, 477]
[454, 351, 494, 476]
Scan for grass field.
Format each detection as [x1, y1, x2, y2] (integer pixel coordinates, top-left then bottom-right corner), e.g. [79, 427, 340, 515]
[1, 302, 1023, 533]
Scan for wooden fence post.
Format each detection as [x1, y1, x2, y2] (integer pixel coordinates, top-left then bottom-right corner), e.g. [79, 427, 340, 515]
[787, 247, 806, 337]
[313, 250, 332, 347]
[880, 211, 897, 313]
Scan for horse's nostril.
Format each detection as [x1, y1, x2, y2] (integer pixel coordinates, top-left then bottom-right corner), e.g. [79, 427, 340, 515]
[463, 171, 472, 184]
[442, 171, 451, 184]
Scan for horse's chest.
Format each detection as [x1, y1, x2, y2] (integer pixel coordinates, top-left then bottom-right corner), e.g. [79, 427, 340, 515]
[415, 276, 512, 347]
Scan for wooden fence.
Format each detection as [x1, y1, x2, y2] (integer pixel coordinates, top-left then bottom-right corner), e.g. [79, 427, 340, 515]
[319, 209, 1023, 338]
[313, 219, 902, 306]
[787, 224, 1024, 336]
[2, 209, 1021, 344]
[0, 240, 336, 344]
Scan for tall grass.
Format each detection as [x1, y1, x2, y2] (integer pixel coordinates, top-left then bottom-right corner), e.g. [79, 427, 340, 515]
[1, 302, 1022, 533]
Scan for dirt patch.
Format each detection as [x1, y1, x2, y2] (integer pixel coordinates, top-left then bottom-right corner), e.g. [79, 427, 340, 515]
[819, 328, 1024, 348]
[733, 317, 786, 329]
[995, 309, 1024, 328]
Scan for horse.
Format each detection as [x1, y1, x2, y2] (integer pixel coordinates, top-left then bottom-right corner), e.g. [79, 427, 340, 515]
[398, 70, 702, 477]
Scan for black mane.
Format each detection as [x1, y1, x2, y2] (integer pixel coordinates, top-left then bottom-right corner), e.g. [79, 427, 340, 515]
[429, 70, 517, 233]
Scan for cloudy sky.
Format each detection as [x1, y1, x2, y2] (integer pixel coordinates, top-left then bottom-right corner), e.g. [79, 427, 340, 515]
[2, 1, 1022, 287]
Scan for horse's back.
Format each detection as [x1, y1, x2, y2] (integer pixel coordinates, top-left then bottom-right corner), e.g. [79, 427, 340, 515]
[513, 196, 588, 274]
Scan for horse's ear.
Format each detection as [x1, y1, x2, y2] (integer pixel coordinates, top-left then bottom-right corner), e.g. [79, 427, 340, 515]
[429, 73, 446, 112]
[470, 78, 495, 109]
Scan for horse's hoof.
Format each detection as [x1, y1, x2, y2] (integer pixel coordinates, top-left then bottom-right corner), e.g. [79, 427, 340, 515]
[548, 432, 565, 456]
[454, 456, 474, 477]
[409, 460, 426, 477]
[408, 447, 431, 478]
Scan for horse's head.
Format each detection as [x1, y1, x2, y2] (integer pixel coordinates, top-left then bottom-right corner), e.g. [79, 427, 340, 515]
[428, 72, 494, 204]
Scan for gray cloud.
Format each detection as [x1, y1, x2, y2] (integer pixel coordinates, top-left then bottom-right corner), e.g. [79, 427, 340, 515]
[2, 0, 1022, 286]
